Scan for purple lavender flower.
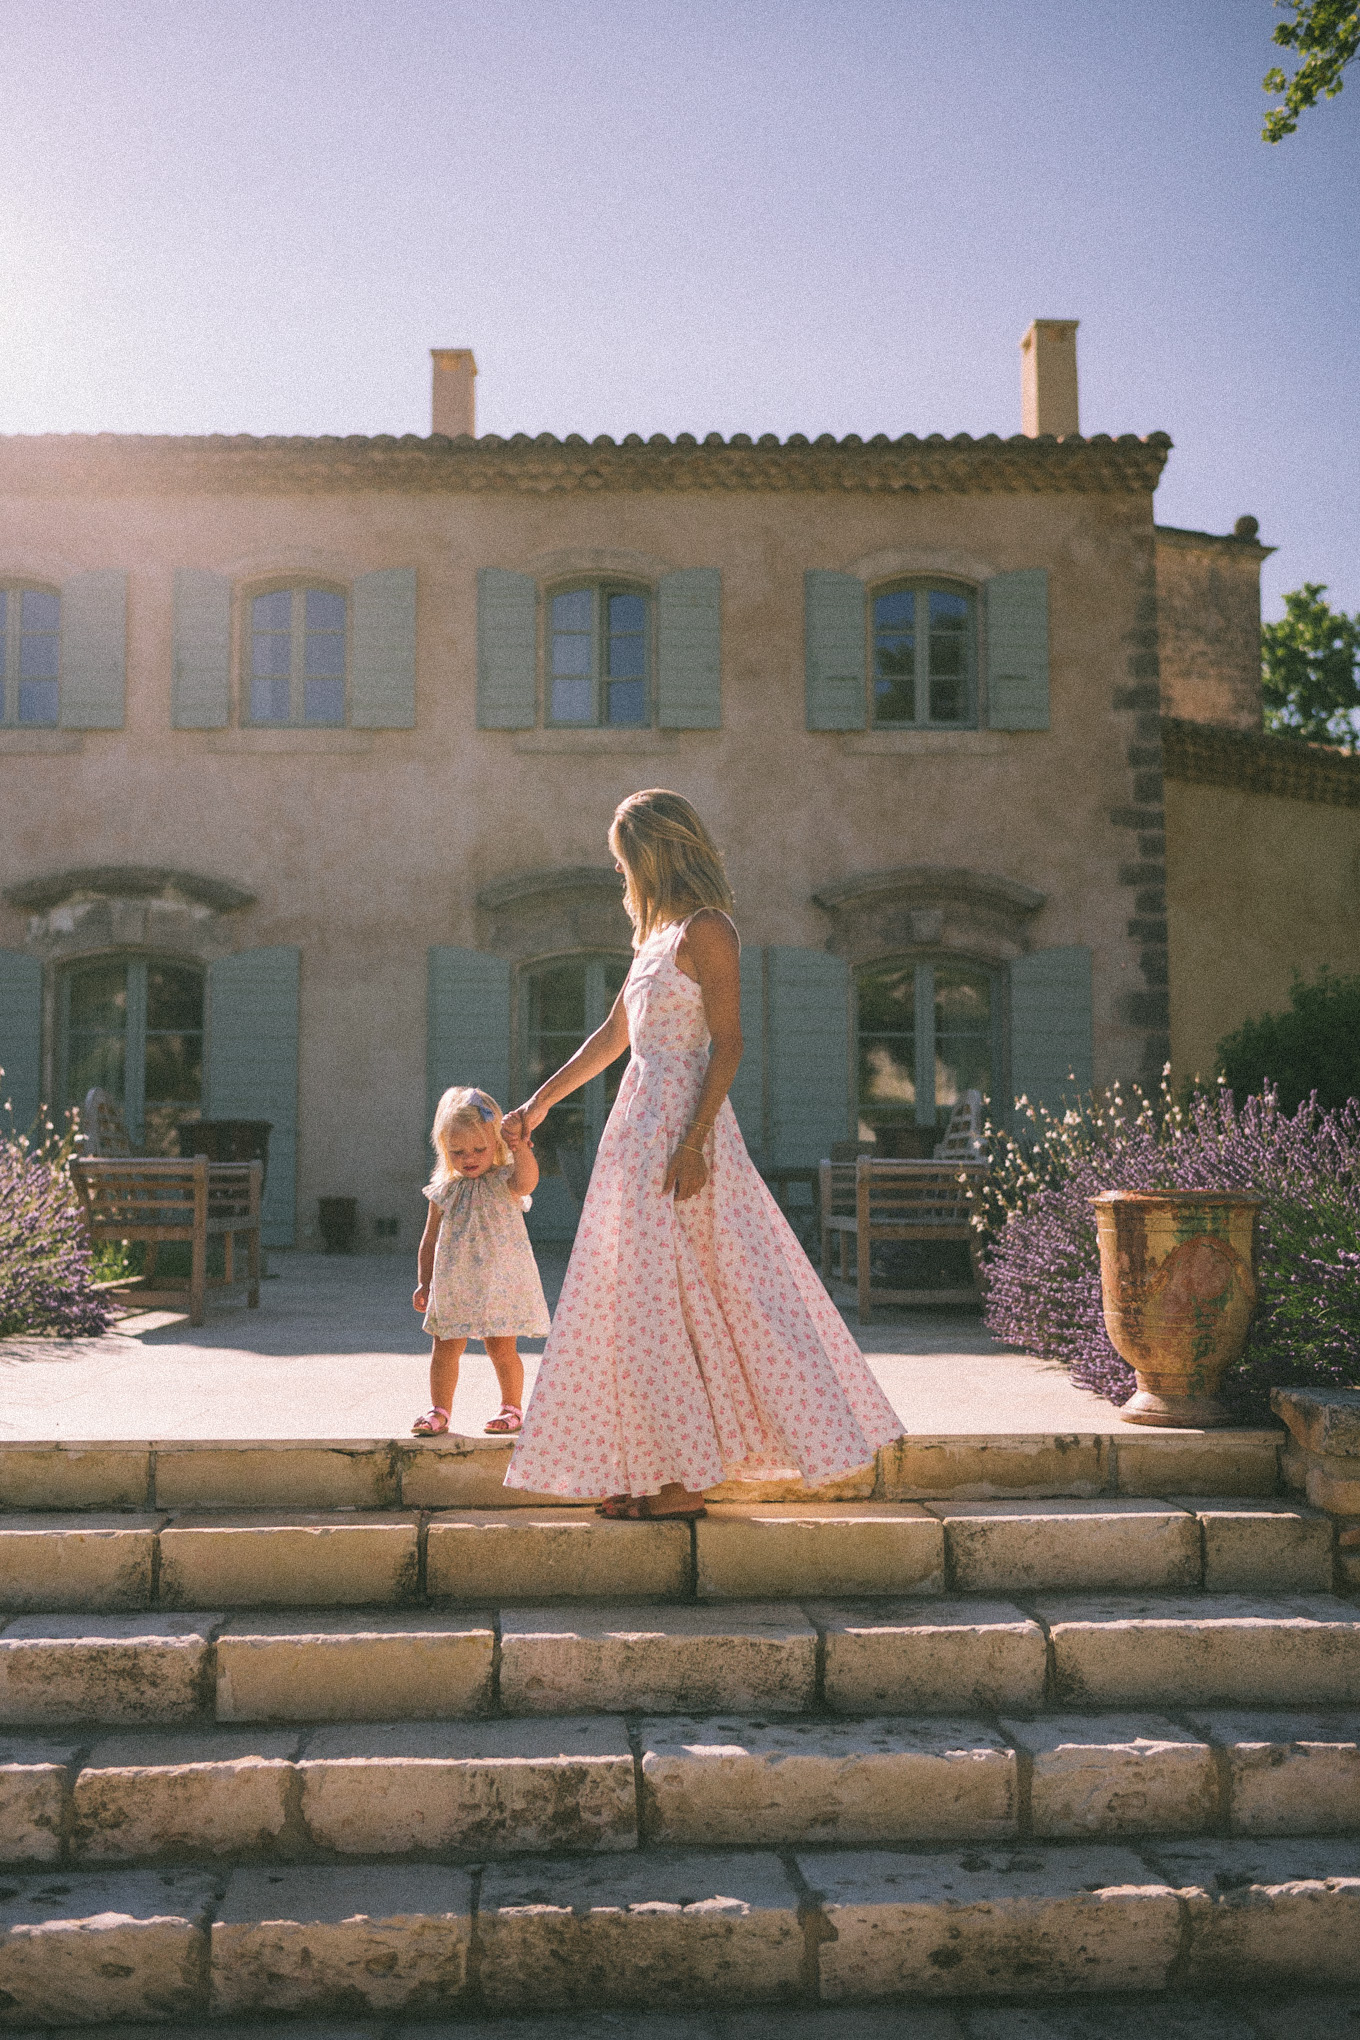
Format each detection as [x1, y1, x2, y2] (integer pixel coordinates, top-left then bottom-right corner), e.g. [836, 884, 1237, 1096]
[0, 1088, 113, 1339]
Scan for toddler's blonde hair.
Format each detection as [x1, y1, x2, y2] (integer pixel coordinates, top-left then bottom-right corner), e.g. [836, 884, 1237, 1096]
[429, 1086, 509, 1193]
[609, 788, 734, 947]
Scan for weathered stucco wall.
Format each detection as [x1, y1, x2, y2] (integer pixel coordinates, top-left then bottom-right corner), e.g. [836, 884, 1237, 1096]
[0, 435, 1169, 1244]
[1155, 524, 1268, 733]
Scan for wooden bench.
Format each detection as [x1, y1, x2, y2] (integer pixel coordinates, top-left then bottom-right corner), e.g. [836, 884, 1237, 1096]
[71, 1157, 262, 1328]
[819, 1156, 987, 1323]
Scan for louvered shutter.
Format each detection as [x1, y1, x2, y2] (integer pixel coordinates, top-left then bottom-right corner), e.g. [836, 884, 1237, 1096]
[476, 569, 537, 729]
[206, 947, 300, 1246]
[726, 943, 765, 1159]
[804, 570, 867, 730]
[172, 570, 232, 728]
[427, 948, 512, 1126]
[986, 569, 1050, 730]
[61, 571, 126, 729]
[1010, 945, 1093, 1118]
[766, 946, 851, 1165]
[0, 951, 43, 1134]
[350, 568, 417, 728]
[656, 568, 721, 728]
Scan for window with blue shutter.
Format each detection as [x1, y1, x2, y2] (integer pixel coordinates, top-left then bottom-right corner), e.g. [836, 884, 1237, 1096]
[1009, 945, 1092, 1118]
[765, 946, 851, 1165]
[656, 568, 721, 728]
[804, 571, 867, 730]
[0, 950, 43, 1133]
[477, 569, 537, 729]
[246, 587, 349, 727]
[351, 568, 417, 728]
[0, 587, 63, 727]
[60, 571, 126, 729]
[985, 569, 1050, 730]
[173, 571, 232, 729]
[206, 947, 300, 1245]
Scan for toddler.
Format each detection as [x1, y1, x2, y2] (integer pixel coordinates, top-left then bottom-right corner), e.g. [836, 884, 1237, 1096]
[411, 1086, 550, 1437]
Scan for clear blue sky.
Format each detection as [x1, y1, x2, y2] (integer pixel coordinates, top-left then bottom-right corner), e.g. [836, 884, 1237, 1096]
[2, 0, 1356, 617]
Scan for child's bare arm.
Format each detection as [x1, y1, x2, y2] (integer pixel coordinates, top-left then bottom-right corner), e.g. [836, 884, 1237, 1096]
[502, 1119, 540, 1196]
[413, 1201, 440, 1311]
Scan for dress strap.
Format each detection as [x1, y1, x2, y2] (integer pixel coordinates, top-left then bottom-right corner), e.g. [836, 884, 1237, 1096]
[674, 908, 741, 952]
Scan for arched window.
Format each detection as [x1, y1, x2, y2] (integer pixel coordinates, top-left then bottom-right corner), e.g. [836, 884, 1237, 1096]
[871, 581, 976, 728]
[520, 954, 630, 1207]
[246, 585, 347, 726]
[549, 584, 649, 726]
[0, 585, 61, 727]
[856, 957, 996, 1152]
[60, 958, 205, 1155]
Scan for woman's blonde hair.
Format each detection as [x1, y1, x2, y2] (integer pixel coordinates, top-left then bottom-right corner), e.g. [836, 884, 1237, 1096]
[429, 1086, 509, 1192]
[609, 789, 734, 947]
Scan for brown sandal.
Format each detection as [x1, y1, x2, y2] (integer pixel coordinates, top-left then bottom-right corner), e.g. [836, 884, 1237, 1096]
[596, 1495, 707, 1521]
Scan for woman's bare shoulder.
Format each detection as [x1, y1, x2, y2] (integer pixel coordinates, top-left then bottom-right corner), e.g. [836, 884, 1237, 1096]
[677, 908, 740, 974]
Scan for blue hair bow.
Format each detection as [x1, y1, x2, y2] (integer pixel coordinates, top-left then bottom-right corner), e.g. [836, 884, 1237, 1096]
[476, 1101, 496, 1122]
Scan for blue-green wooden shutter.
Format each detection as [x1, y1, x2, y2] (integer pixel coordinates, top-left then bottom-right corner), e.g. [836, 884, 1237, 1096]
[726, 944, 765, 1159]
[0, 951, 43, 1134]
[766, 946, 850, 1166]
[351, 568, 417, 729]
[1010, 945, 1092, 1119]
[476, 569, 537, 729]
[804, 571, 866, 731]
[656, 568, 721, 728]
[986, 569, 1050, 730]
[61, 571, 126, 729]
[427, 948, 512, 1126]
[172, 570, 231, 728]
[206, 946, 300, 1246]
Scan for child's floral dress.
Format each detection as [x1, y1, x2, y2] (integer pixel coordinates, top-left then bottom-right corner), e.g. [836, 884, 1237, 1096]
[423, 1167, 550, 1340]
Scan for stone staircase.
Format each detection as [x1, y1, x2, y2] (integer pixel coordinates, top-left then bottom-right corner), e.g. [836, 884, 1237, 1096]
[1, 1431, 1359, 2030]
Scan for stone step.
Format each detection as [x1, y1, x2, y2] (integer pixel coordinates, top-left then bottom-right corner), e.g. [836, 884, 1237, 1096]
[0, 1426, 1288, 1515]
[4, 1594, 1359, 1735]
[2, 1839, 1360, 2023]
[0, 1496, 1334, 1613]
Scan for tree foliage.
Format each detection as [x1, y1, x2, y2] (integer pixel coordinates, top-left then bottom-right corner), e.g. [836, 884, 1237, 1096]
[1261, 583, 1360, 746]
[1263, 1, 1359, 140]
[1217, 967, 1360, 1116]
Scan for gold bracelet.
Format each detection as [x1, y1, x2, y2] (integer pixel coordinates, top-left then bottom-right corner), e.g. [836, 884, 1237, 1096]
[679, 1140, 707, 1154]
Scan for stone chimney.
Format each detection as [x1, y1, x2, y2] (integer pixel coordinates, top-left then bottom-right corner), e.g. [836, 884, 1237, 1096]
[431, 348, 477, 438]
[1020, 320, 1080, 437]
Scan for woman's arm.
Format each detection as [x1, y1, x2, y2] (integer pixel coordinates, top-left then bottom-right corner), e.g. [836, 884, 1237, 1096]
[502, 1116, 540, 1196]
[663, 910, 743, 1203]
[413, 1199, 441, 1311]
[506, 982, 631, 1137]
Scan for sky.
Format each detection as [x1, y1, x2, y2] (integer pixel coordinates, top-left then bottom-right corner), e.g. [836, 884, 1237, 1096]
[1, 0, 1356, 618]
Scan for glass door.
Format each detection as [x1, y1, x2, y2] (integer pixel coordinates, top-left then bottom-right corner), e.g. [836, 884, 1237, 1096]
[61, 958, 204, 1153]
[522, 955, 630, 1231]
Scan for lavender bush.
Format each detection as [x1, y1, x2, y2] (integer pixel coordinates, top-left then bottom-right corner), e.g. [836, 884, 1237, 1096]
[973, 1074, 1360, 1419]
[0, 1072, 113, 1339]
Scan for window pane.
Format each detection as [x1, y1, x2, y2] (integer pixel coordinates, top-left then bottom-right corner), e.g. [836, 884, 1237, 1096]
[857, 962, 917, 1126]
[69, 961, 129, 1031]
[66, 961, 129, 1110]
[304, 630, 345, 677]
[253, 590, 292, 631]
[18, 680, 59, 725]
[551, 590, 593, 633]
[305, 588, 346, 630]
[20, 590, 60, 631]
[67, 1030, 126, 1103]
[606, 629, 645, 680]
[608, 593, 645, 633]
[253, 630, 292, 678]
[551, 632, 592, 677]
[934, 964, 992, 1109]
[607, 679, 646, 725]
[529, 965, 586, 1037]
[551, 676, 592, 722]
[251, 677, 290, 723]
[146, 964, 204, 1033]
[18, 632, 60, 679]
[874, 589, 914, 628]
[304, 677, 345, 724]
[872, 589, 916, 724]
[0, 589, 8, 651]
[144, 1033, 203, 1107]
[927, 588, 970, 726]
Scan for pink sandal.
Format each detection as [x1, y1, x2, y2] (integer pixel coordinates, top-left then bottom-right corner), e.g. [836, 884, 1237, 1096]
[411, 1407, 450, 1437]
[484, 1403, 523, 1435]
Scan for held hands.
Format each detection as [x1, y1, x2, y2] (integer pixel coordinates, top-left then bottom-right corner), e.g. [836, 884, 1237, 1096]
[503, 1098, 548, 1148]
[663, 1138, 708, 1203]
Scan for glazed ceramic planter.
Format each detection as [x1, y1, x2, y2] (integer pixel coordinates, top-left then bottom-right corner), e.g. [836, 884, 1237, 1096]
[1092, 1190, 1265, 1428]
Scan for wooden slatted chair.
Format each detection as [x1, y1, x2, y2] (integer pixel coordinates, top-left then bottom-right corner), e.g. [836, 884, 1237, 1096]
[819, 1155, 988, 1323]
[71, 1156, 262, 1328]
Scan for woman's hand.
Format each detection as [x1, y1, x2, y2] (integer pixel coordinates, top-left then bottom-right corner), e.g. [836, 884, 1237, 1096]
[412, 1284, 429, 1313]
[663, 1141, 709, 1203]
[504, 1097, 548, 1145]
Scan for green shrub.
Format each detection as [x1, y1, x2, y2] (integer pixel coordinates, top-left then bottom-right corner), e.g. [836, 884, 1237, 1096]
[1217, 967, 1360, 1114]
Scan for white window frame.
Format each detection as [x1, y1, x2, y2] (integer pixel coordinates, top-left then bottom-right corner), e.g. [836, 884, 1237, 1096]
[0, 582, 62, 728]
[869, 578, 978, 730]
[544, 581, 653, 728]
[242, 581, 350, 729]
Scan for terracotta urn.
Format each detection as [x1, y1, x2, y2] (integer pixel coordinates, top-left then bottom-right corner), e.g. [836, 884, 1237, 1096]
[1092, 1190, 1265, 1428]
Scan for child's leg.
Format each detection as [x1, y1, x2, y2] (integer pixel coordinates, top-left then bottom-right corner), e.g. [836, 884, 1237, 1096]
[484, 1336, 524, 1413]
[429, 1336, 467, 1417]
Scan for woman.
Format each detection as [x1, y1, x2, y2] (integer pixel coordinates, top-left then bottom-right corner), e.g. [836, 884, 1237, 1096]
[503, 789, 903, 1519]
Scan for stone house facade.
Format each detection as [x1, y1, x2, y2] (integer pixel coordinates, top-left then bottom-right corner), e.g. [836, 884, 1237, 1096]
[2, 326, 1356, 1250]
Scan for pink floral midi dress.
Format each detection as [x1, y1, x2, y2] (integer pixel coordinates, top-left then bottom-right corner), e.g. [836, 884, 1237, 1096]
[505, 916, 903, 1498]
